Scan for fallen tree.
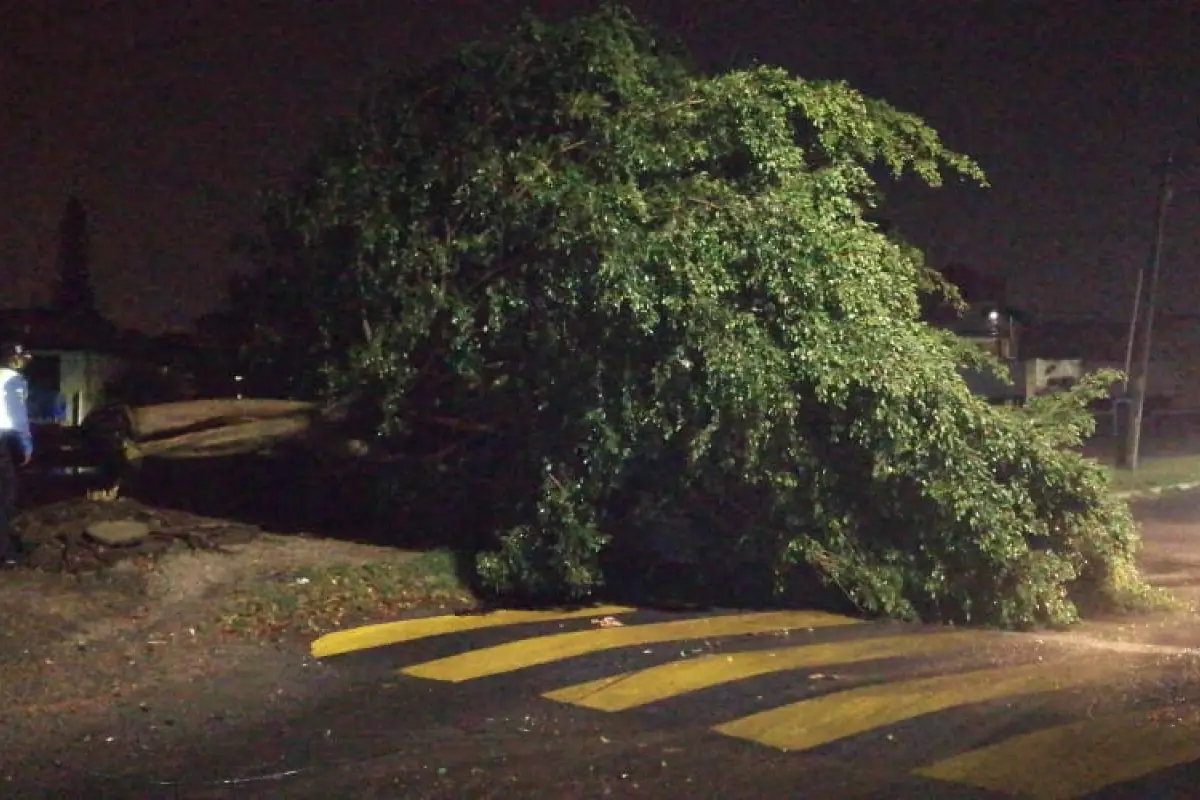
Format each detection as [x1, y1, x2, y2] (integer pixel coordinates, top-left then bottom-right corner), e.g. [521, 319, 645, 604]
[82, 398, 376, 462]
[208, 5, 1156, 627]
[128, 399, 314, 440]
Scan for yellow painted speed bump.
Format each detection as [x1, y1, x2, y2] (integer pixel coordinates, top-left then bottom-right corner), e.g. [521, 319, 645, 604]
[544, 631, 981, 711]
[311, 606, 636, 659]
[402, 610, 860, 683]
[915, 706, 1200, 799]
[714, 660, 1112, 752]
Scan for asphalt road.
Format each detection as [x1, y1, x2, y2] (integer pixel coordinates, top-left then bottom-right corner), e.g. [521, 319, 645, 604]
[9, 490, 1200, 799]
[7, 604, 1196, 800]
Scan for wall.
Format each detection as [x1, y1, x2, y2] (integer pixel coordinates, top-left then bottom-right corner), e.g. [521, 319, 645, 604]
[1023, 314, 1200, 405]
[960, 359, 1092, 403]
[51, 351, 128, 425]
[960, 361, 1020, 402]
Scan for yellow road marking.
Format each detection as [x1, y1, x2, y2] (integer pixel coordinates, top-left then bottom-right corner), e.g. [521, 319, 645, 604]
[714, 660, 1111, 752]
[916, 707, 1200, 799]
[311, 606, 636, 658]
[543, 631, 982, 711]
[402, 611, 860, 683]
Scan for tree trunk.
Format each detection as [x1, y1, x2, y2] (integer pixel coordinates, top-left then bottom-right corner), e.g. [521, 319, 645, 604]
[86, 398, 378, 463]
[128, 399, 316, 440]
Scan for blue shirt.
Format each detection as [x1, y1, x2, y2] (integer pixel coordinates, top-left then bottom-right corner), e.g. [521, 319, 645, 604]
[0, 368, 33, 460]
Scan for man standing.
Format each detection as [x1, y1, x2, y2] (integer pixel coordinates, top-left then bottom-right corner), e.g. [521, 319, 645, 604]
[0, 343, 33, 568]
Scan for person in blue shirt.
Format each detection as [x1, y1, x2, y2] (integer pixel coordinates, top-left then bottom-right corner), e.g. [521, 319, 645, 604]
[0, 342, 33, 567]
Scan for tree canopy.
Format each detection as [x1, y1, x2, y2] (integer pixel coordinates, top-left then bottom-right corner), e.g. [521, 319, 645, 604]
[234, 4, 1155, 628]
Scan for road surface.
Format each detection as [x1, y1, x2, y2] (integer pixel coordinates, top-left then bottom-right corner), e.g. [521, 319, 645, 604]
[6, 603, 1196, 799]
[7, 490, 1200, 799]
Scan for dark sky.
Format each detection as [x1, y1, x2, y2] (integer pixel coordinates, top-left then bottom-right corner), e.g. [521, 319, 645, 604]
[1, 0, 1197, 333]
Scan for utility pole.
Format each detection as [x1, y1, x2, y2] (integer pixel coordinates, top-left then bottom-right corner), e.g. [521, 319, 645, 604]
[1115, 260, 1144, 444]
[1121, 268, 1143, 393]
[1121, 150, 1175, 470]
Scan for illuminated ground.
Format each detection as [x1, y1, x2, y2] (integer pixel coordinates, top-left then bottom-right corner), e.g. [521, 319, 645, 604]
[7, 488, 1200, 799]
[10, 604, 1199, 799]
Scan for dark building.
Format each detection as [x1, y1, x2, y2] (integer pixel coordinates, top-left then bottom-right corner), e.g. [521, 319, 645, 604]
[0, 196, 130, 424]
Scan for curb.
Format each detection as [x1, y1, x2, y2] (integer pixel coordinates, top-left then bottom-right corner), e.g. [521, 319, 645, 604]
[1114, 481, 1200, 501]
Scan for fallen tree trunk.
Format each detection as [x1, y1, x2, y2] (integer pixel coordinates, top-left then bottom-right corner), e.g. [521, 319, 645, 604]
[133, 415, 315, 459]
[85, 397, 506, 473]
[128, 399, 318, 440]
[86, 398, 380, 464]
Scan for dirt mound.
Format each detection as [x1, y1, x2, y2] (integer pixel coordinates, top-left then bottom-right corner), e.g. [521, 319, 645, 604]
[14, 497, 261, 574]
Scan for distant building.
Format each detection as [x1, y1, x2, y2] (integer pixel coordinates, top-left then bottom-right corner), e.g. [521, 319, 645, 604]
[1022, 313, 1200, 408]
[924, 263, 1035, 402]
[925, 263, 1026, 358]
[0, 195, 133, 425]
[0, 307, 130, 426]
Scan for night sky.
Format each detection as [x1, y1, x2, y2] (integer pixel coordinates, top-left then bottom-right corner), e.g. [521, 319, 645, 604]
[1, 0, 1197, 333]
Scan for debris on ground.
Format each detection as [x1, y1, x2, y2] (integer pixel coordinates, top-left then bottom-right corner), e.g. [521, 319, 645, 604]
[217, 550, 475, 637]
[0, 496, 476, 760]
[6, 495, 476, 650]
[85, 519, 152, 547]
[14, 498, 260, 574]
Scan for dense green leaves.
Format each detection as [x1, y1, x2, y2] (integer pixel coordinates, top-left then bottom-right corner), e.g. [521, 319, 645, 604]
[239, 5, 1152, 627]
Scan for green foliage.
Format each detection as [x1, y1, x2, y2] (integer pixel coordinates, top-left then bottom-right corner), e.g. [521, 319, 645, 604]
[1019, 368, 1121, 448]
[237, 4, 1153, 627]
[476, 469, 611, 602]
